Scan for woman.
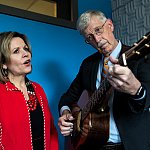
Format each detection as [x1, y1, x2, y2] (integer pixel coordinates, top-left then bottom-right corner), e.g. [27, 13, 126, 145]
[0, 31, 58, 150]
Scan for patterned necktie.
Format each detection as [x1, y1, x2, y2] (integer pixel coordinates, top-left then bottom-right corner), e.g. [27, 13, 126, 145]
[99, 55, 110, 143]
[101, 55, 109, 80]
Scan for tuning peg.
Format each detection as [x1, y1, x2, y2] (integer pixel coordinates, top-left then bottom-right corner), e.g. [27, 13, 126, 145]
[145, 44, 150, 47]
[134, 43, 138, 46]
[135, 51, 140, 55]
[143, 36, 148, 39]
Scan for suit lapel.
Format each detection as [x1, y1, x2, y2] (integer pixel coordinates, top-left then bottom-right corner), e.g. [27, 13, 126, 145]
[90, 52, 102, 91]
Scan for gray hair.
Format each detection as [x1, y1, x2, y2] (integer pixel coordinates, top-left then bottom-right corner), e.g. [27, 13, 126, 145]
[76, 10, 107, 34]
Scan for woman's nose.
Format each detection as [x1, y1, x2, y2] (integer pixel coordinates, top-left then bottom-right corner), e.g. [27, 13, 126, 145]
[22, 49, 28, 57]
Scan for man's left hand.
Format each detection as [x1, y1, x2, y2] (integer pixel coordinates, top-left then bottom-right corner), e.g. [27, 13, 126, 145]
[107, 56, 141, 95]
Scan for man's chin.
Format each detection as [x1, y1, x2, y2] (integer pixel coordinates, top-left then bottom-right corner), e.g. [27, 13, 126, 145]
[97, 48, 103, 54]
[97, 47, 106, 53]
[97, 48, 111, 55]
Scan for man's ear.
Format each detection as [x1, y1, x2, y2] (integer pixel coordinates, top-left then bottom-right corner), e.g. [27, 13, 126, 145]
[107, 19, 114, 31]
[109, 25, 112, 29]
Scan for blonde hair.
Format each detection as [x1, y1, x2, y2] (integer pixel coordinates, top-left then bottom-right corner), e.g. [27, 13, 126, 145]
[0, 31, 32, 83]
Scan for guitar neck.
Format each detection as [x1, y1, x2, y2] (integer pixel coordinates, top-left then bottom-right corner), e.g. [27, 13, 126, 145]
[81, 78, 111, 121]
[118, 31, 150, 65]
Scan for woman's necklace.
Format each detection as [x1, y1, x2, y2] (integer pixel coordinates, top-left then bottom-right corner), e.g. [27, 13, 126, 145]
[10, 79, 38, 111]
[27, 91, 37, 111]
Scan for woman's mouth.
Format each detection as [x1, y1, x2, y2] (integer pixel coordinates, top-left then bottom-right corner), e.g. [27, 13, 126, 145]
[23, 59, 31, 65]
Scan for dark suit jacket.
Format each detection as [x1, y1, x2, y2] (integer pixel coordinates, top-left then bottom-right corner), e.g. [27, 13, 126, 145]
[59, 45, 150, 150]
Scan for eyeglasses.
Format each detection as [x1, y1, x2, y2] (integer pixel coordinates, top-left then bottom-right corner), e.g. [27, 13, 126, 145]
[84, 20, 107, 44]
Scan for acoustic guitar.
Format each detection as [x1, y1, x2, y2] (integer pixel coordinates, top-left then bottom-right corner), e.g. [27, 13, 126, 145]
[70, 31, 150, 150]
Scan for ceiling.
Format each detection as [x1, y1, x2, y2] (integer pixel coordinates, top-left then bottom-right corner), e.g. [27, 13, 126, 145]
[0, 0, 57, 17]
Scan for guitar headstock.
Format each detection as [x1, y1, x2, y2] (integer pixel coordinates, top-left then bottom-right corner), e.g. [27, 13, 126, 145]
[119, 31, 150, 66]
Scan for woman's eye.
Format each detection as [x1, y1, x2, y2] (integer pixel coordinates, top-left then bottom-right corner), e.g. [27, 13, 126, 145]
[24, 47, 29, 51]
[13, 48, 19, 54]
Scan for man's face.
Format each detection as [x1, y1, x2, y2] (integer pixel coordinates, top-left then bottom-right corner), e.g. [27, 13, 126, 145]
[83, 16, 118, 55]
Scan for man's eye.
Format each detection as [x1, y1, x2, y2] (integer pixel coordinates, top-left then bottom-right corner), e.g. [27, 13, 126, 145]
[87, 35, 93, 40]
[95, 28, 101, 33]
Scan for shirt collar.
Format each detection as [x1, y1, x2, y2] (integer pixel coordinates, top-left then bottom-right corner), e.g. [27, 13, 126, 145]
[110, 40, 122, 58]
[108, 40, 122, 65]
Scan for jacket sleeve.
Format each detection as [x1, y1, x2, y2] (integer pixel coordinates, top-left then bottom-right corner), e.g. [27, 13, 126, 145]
[128, 54, 150, 112]
[58, 60, 85, 112]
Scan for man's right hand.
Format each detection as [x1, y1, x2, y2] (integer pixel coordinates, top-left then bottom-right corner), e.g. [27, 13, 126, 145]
[58, 110, 74, 136]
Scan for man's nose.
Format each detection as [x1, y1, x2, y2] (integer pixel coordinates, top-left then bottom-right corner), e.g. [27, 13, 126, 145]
[93, 34, 102, 43]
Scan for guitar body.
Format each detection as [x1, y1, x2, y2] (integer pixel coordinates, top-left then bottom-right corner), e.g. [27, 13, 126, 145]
[71, 90, 111, 150]
[71, 110, 110, 150]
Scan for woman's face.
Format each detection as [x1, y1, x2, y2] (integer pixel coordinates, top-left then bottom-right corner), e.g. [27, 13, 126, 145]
[4, 37, 32, 78]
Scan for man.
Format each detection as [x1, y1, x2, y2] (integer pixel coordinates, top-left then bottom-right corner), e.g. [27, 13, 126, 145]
[58, 10, 150, 150]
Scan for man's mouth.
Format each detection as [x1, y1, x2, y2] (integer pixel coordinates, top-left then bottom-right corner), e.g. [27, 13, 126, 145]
[98, 41, 107, 49]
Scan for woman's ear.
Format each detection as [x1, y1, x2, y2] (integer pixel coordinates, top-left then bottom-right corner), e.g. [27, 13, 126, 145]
[2, 64, 7, 70]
